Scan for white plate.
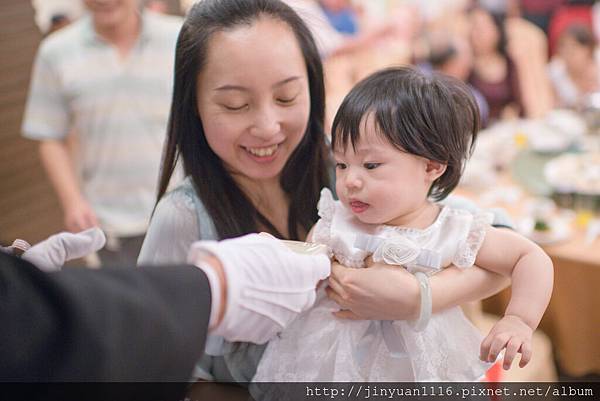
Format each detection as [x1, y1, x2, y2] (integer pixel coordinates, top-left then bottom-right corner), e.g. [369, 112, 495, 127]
[544, 153, 600, 194]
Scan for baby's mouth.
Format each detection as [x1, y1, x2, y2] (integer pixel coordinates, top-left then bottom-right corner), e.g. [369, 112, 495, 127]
[349, 200, 369, 213]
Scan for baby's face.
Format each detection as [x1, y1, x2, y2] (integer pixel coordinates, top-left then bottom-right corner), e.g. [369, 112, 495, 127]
[334, 117, 433, 226]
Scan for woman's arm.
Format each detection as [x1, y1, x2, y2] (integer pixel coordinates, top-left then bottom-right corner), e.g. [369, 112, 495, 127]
[326, 260, 509, 321]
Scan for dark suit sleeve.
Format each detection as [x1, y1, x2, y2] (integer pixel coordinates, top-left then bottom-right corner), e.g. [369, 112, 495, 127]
[0, 252, 211, 382]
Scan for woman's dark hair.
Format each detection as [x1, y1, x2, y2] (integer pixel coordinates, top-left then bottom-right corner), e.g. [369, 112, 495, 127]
[331, 66, 480, 201]
[157, 0, 330, 240]
[562, 23, 596, 51]
[489, 11, 508, 56]
[470, 5, 509, 57]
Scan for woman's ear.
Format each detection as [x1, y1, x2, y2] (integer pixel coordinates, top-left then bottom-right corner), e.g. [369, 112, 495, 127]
[424, 159, 447, 182]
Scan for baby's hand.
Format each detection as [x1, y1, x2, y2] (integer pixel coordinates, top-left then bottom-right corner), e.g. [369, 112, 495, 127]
[480, 315, 533, 370]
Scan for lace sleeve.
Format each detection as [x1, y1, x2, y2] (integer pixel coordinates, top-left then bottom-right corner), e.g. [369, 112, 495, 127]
[453, 211, 494, 269]
[312, 188, 335, 246]
[137, 188, 200, 266]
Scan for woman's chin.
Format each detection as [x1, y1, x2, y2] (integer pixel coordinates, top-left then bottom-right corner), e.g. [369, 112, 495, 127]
[232, 163, 284, 182]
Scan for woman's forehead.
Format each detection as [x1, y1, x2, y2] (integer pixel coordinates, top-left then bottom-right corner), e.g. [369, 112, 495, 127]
[200, 16, 307, 86]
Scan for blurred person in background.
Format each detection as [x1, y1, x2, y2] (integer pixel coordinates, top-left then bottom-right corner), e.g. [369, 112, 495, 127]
[517, 0, 565, 34]
[21, 0, 182, 267]
[425, 33, 490, 125]
[318, 0, 358, 35]
[180, 0, 398, 59]
[468, 6, 524, 123]
[548, 0, 595, 56]
[548, 23, 600, 108]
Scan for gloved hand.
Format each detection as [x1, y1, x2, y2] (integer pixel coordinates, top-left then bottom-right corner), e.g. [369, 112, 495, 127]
[22, 227, 106, 272]
[188, 233, 330, 344]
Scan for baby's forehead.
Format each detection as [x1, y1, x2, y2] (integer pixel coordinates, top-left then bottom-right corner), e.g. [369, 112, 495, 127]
[333, 135, 399, 157]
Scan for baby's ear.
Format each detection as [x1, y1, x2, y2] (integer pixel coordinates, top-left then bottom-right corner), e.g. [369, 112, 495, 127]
[425, 159, 447, 181]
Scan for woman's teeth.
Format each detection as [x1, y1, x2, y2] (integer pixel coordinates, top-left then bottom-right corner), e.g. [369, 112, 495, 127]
[246, 144, 278, 157]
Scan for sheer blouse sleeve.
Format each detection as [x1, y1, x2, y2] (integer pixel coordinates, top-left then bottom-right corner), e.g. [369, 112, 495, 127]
[137, 188, 200, 266]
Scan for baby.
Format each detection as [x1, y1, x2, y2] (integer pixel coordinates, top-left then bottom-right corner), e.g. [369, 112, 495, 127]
[253, 67, 553, 382]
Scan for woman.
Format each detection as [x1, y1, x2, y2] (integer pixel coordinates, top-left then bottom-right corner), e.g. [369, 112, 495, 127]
[139, 0, 509, 383]
[468, 7, 523, 124]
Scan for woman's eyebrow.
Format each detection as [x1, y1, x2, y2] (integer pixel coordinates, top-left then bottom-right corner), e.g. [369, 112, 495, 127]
[214, 84, 248, 92]
[273, 76, 301, 88]
[214, 76, 301, 92]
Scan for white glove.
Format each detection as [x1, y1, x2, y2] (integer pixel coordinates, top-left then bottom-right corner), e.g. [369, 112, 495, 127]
[22, 227, 106, 272]
[188, 233, 330, 344]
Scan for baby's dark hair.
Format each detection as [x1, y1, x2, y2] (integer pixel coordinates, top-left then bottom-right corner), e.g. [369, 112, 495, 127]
[331, 66, 480, 201]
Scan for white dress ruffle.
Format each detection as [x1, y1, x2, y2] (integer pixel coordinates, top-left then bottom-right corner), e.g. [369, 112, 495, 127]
[253, 188, 494, 382]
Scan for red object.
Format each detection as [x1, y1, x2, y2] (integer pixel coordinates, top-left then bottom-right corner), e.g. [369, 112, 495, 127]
[485, 361, 503, 382]
[485, 362, 503, 401]
[548, 5, 594, 56]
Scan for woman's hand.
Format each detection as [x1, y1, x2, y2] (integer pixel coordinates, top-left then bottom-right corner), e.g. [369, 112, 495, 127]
[326, 261, 420, 321]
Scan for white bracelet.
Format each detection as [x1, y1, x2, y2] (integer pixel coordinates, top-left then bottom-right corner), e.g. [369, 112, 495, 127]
[410, 272, 432, 332]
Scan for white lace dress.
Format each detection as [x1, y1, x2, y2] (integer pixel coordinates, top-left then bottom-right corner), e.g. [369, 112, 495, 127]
[253, 188, 494, 382]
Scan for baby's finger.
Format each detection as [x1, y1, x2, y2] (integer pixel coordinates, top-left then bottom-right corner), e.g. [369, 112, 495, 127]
[519, 340, 533, 368]
[480, 333, 494, 361]
[488, 334, 510, 363]
[503, 337, 521, 370]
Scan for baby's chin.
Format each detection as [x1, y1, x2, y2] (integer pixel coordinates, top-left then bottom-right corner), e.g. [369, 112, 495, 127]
[351, 211, 388, 226]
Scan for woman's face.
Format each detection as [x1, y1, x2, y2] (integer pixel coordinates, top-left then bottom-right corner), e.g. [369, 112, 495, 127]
[196, 16, 310, 183]
[470, 9, 500, 55]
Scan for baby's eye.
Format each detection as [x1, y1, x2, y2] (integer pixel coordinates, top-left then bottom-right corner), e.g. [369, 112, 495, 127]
[364, 162, 381, 170]
[335, 162, 347, 170]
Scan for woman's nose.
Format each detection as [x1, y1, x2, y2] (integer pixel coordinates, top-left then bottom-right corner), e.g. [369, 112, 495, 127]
[249, 105, 280, 140]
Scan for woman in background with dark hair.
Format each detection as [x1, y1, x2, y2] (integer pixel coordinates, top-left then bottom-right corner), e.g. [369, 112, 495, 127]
[468, 7, 524, 123]
[139, 0, 510, 385]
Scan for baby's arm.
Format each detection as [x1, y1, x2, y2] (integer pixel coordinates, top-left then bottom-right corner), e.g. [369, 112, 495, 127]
[475, 227, 553, 370]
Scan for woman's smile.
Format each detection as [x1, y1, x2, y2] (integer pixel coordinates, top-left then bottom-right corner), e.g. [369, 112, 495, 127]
[242, 143, 281, 162]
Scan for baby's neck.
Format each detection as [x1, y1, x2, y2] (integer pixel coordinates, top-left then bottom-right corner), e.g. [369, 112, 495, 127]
[384, 202, 441, 230]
